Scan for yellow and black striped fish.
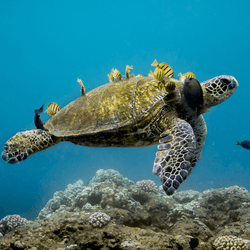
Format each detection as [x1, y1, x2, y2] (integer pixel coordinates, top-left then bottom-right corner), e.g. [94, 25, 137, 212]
[148, 70, 154, 76]
[77, 78, 85, 95]
[107, 72, 114, 82]
[151, 59, 174, 78]
[164, 81, 176, 92]
[112, 68, 122, 80]
[178, 72, 196, 82]
[184, 72, 195, 79]
[46, 102, 61, 116]
[153, 67, 165, 82]
[125, 65, 133, 79]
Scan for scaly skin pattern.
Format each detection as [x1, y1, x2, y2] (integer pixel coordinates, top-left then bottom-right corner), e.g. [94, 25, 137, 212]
[1, 130, 59, 164]
[153, 118, 196, 195]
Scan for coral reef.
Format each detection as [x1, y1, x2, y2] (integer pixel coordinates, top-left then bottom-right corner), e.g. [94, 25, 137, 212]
[37, 169, 145, 220]
[0, 215, 28, 236]
[88, 212, 111, 228]
[88, 169, 134, 187]
[0, 169, 250, 249]
[213, 235, 248, 249]
[38, 180, 85, 219]
[134, 180, 158, 193]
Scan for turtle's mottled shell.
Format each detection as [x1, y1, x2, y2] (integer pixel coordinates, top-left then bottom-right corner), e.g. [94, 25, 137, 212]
[44, 77, 181, 138]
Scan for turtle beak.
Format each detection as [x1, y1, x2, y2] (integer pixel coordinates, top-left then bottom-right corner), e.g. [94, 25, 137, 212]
[229, 76, 239, 89]
[217, 75, 238, 92]
[221, 76, 238, 89]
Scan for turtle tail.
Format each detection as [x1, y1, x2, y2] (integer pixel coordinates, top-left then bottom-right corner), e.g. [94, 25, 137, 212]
[1, 129, 60, 164]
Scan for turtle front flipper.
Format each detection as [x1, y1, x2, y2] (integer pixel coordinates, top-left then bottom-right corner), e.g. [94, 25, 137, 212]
[1, 129, 60, 164]
[153, 118, 196, 195]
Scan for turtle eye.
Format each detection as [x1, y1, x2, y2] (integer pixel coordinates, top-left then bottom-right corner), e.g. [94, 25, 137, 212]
[220, 78, 231, 85]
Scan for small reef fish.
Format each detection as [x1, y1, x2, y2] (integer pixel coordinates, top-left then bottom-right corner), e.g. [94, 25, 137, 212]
[184, 72, 195, 79]
[153, 67, 165, 82]
[183, 78, 203, 111]
[112, 68, 122, 80]
[46, 102, 61, 116]
[125, 65, 133, 79]
[179, 72, 196, 82]
[164, 81, 176, 92]
[182, 78, 211, 115]
[151, 59, 174, 78]
[148, 70, 154, 76]
[107, 72, 114, 82]
[77, 78, 85, 95]
[236, 140, 250, 150]
[34, 104, 46, 130]
[136, 74, 144, 78]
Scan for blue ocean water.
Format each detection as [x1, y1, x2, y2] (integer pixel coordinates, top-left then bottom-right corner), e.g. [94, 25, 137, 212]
[0, 1, 249, 220]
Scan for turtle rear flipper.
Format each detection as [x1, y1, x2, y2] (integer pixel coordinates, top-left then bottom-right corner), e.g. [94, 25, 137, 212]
[1, 129, 60, 164]
[153, 118, 196, 195]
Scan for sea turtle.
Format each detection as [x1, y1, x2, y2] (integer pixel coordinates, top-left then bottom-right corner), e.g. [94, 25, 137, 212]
[1, 64, 238, 195]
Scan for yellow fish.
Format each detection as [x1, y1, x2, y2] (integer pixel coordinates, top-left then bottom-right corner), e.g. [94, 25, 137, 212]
[125, 65, 133, 79]
[151, 59, 174, 78]
[107, 72, 114, 82]
[148, 70, 154, 76]
[164, 81, 176, 92]
[178, 72, 196, 82]
[77, 78, 85, 95]
[112, 68, 122, 80]
[46, 102, 61, 116]
[151, 59, 159, 67]
[184, 72, 195, 79]
[136, 74, 144, 78]
[153, 68, 164, 82]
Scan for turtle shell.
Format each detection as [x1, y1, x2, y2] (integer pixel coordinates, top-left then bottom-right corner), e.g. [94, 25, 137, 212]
[44, 77, 181, 137]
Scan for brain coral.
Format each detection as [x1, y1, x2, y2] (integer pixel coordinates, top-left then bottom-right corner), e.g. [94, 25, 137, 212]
[213, 235, 248, 250]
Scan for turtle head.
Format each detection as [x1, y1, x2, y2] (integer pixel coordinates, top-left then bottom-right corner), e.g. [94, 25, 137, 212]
[200, 75, 238, 109]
